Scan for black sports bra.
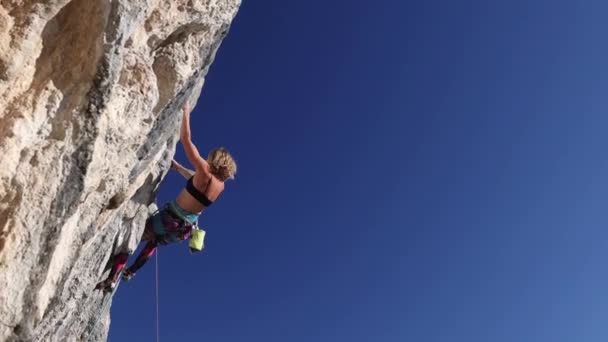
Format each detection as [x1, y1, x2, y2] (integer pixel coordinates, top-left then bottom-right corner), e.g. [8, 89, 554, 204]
[186, 177, 213, 207]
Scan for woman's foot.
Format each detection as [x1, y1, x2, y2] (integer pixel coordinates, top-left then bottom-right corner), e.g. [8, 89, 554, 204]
[122, 269, 135, 282]
[94, 278, 116, 293]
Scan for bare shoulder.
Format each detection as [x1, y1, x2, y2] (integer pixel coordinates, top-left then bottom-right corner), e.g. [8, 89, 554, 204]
[194, 159, 210, 173]
[193, 166, 211, 183]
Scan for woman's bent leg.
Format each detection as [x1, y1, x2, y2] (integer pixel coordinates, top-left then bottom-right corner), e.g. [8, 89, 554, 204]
[109, 253, 129, 281]
[125, 240, 158, 274]
[95, 252, 129, 291]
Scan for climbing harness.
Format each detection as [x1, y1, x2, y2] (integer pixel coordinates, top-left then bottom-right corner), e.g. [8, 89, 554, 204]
[163, 202, 207, 253]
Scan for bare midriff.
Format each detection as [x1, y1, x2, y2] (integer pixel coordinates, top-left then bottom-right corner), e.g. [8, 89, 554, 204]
[175, 189, 206, 214]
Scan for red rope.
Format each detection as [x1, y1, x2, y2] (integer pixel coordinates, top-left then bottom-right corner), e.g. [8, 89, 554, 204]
[155, 250, 160, 342]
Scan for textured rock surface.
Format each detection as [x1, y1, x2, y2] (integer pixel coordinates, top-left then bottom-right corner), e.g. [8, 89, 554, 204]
[0, 1, 239, 340]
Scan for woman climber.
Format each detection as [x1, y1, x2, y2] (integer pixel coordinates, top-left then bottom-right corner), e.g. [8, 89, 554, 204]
[95, 104, 237, 291]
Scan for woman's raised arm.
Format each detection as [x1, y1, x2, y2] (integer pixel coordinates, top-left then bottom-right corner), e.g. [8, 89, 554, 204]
[180, 104, 208, 172]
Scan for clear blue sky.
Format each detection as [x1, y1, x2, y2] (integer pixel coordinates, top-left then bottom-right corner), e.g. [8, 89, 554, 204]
[109, 1, 608, 341]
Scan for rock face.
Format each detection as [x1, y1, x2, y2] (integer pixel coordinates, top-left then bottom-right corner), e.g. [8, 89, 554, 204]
[0, 1, 240, 340]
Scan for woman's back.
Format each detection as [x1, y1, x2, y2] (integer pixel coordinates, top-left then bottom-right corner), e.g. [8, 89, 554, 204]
[175, 168, 224, 214]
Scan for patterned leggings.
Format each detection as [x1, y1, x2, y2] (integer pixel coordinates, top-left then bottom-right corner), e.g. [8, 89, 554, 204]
[108, 240, 157, 281]
[106, 204, 195, 282]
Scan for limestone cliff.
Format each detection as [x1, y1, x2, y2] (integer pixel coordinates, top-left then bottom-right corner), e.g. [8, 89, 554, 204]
[0, 1, 240, 340]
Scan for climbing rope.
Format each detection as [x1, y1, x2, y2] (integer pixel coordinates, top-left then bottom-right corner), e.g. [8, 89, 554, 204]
[155, 250, 160, 342]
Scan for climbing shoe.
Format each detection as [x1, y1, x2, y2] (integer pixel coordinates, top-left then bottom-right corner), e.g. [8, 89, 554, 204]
[122, 269, 135, 282]
[95, 278, 116, 293]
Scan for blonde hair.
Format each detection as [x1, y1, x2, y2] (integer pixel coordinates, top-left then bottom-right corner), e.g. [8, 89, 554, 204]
[208, 147, 237, 181]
